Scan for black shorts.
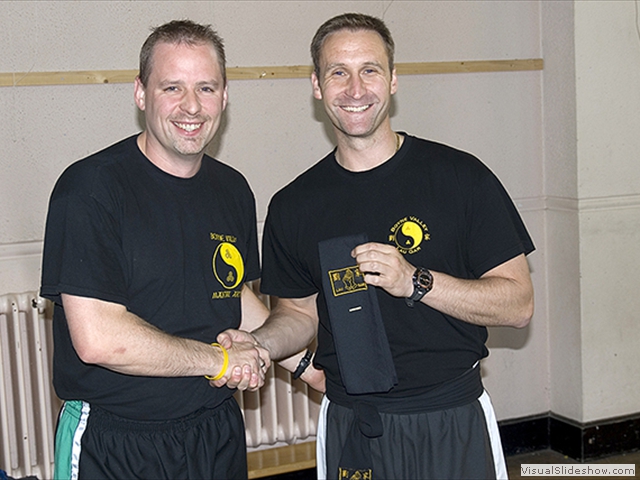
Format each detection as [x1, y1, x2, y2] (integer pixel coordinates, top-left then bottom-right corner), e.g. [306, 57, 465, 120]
[54, 397, 247, 480]
[319, 391, 506, 480]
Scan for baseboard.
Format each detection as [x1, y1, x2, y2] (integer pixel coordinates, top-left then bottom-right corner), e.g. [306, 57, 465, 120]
[499, 414, 550, 456]
[499, 412, 640, 461]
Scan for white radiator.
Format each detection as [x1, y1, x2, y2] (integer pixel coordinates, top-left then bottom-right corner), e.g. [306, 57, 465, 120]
[239, 362, 322, 449]
[241, 284, 322, 449]
[0, 293, 59, 480]
[0, 291, 321, 479]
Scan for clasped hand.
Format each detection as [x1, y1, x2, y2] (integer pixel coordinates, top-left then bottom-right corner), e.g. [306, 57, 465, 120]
[351, 242, 416, 298]
[208, 330, 270, 391]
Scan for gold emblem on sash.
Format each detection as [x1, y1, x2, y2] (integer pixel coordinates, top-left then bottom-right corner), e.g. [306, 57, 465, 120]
[328, 266, 368, 297]
[339, 467, 372, 479]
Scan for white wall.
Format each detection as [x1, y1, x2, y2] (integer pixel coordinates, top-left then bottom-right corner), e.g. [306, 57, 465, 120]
[575, 0, 640, 423]
[541, 0, 583, 422]
[0, 0, 548, 424]
[2, 0, 638, 426]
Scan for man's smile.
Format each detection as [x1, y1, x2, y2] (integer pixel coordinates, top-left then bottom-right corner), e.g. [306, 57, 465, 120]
[172, 121, 203, 132]
[341, 104, 372, 113]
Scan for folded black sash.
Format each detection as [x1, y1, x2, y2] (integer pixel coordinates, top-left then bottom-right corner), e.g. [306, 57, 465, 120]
[318, 234, 397, 395]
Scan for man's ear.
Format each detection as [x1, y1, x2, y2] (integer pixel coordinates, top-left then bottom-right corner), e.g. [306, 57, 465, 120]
[390, 68, 398, 95]
[134, 77, 146, 111]
[222, 83, 229, 111]
[311, 72, 323, 100]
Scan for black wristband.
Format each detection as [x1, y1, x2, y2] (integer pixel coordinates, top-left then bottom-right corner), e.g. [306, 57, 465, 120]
[292, 349, 313, 379]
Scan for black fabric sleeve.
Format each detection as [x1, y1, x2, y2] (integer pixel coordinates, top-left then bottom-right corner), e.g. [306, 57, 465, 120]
[260, 192, 318, 298]
[40, 166, 129, 307]
[464, 167, 535, 278]
[243, 187, 262, 283]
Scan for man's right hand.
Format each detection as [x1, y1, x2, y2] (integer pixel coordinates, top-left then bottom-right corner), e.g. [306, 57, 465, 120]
[209, 330, 270, 391]
[218, 328, 327, 393]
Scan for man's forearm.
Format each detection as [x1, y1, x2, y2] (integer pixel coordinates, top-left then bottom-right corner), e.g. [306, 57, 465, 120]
[75, 311, 227, 376]
[353, 244, 533, 329]
[251, 294, 319, 361]
[62, 294, 263, 382]
[422, 255, 534, 328]
[252, 312, 316, 361]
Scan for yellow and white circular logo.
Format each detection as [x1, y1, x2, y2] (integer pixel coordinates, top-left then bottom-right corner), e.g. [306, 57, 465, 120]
[389, 216, 430, 254]
[212, 242, 245, 290]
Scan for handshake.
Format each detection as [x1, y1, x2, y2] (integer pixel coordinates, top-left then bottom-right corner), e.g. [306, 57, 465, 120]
[206, 329, 270, 392]
[205, 329, 324, 393]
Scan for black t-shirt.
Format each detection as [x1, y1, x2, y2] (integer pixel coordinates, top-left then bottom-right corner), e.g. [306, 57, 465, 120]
[261, 134, 534, 400]
[40, 135, 260, 420]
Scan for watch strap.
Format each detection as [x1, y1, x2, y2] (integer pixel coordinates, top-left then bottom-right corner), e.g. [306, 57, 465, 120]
[292, 349, 313, 379]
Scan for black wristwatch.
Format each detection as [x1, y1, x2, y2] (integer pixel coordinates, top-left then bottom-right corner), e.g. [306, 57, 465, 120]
[405, 267, 433, 307]
[293, 349, 313, 379]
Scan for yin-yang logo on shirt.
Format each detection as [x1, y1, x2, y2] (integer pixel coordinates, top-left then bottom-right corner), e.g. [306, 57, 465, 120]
[388, 216, 430, 254]
[212, 242, 244, 289]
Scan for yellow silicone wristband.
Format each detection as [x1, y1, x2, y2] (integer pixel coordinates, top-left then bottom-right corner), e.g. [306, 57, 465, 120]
[205, 343, 229, 381]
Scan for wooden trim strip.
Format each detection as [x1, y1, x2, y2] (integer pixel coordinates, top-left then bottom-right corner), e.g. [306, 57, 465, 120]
[395, 58, 543, 75]
[1, 69, 138, 87]
[0, 59, 542, 87]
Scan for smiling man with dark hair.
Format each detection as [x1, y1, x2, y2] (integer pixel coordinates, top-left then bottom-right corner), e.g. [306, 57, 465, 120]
[221, 12, 535, 480]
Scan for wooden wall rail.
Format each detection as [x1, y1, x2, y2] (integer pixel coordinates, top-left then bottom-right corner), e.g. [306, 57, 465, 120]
[0, 59, 542, 87]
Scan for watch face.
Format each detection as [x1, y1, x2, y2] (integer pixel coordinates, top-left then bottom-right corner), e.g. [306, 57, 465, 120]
[416, 269, 433, 291]
[408, 267, 432, 305]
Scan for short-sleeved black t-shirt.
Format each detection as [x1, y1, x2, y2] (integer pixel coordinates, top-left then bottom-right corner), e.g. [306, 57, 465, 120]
[261, 134, 534, 400]
[40, 135, 260, 420]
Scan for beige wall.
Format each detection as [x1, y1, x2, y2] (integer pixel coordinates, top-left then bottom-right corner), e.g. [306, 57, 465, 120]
[575, 0, 640, 422]
[541, 0, 583, 422]
[539, 0, 640, 424]
[1, 0, 638, 426]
